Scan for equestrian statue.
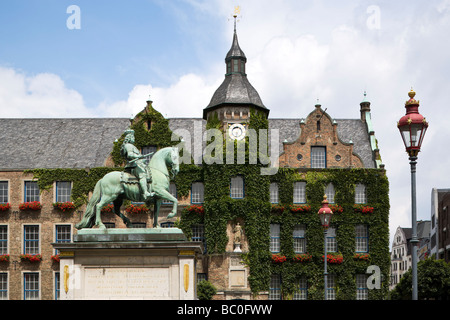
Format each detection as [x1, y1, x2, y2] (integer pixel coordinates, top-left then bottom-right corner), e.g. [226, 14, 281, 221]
[75, 129, 179, 230]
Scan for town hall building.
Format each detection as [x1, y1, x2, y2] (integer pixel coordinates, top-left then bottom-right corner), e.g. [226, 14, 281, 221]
[0, 23, 389, 300]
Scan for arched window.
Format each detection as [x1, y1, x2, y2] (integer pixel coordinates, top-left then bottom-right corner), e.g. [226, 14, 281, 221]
[325, 183, 335, 203]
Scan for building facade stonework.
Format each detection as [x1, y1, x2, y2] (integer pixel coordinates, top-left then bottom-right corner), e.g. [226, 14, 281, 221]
[0, 26, 390, 300]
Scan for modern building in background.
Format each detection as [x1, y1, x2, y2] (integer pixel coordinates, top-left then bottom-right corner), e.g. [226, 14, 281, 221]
[430, 188, 450, 261]
[0, 24, 390, 300]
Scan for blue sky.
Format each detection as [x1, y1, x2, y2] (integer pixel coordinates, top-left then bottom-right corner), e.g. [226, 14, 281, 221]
[1, 0, 450, 245]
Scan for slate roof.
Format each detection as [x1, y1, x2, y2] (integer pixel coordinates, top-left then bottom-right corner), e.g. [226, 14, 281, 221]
[0, 117, 377, 170]
[0, 118, 130, 170]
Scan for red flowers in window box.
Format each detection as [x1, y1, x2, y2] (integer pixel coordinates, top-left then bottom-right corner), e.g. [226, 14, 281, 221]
[0, 254, 10, 262]
[0, 203, 10, 211]
[20, 254, 42, 262]
[293, 253, 312, 262]
[271, 254, 286, 263]
[53, 202, 76, 212]
[19, 201, 42, 211]
[353, 253, 370, 261]
[353, 205, 374, 214]
[125, 203, 150, 214]
[51, 255, 60, 263]
[101, 204, 114, 213]
[322, 253, 343, 264]
[186, 205, 204, 215]
[329, 204, 343, 213]
[271, 205, 286, 214]
[289, 205, 311, 213]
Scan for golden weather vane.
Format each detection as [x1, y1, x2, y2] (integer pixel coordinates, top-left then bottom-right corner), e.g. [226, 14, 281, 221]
[229, 5, 242, 27]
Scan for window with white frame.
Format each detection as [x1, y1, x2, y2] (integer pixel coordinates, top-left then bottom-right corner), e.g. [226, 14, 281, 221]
[293, 182, 306, 203]
[269, 274, 281, 300]
[191, 182, 204, 204]
[293, 224, 306, 253]
[56, 181, 71, 203]
[270, 183, 279, 204]
[325, 183, 335, 203]
[356, 274, 368, 300]
[24, 225, 39, 255]
[192, 224, 206, 253]
[0, 225, 7, 255]
[230, 176, 244, 199]
[355, 184, 366, 204]
[0, 273, 7, 300]
[162, 183, 177, 204]
[326, 274, 336, 300]
[24, 272, 39, 300]
[270, 224, 281, 253]
[293, 277, 307, 300]
[326, 227, 337, 252]
[24, 181, 40, 202]
[55, 272, 60, 300]
[311, 146, 326, 168]
[355, 225, 369, 252]
[0, 182, 8, 203]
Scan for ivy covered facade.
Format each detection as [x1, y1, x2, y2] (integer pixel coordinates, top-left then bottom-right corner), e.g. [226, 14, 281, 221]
[0, 24, 390, 300]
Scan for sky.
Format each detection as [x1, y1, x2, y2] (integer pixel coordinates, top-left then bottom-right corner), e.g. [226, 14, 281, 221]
[1, 0, 450, 246]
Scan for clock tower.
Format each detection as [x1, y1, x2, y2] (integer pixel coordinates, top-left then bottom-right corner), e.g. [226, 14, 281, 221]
[203, 16, 269, 140]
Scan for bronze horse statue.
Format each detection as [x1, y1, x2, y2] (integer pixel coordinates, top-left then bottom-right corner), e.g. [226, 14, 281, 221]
[75, 147, 179, 229]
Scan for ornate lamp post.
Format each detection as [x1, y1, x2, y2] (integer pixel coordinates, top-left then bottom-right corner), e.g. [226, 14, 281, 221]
[318, 195, 333, 300]
[397, 89, 428, 300]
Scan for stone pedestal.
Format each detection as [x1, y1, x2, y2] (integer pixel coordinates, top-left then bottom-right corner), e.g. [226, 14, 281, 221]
[53, 228, 202, 300]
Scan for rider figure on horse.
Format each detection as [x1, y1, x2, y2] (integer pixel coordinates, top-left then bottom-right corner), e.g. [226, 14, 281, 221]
[120, 129, 155, 200]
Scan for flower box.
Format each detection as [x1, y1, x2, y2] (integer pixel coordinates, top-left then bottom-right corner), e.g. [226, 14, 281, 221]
[101, 204, 114, 213]
[185, 205, 204, 215]
[19, 201, 42, 211]
[125, 203, 150, 214]
[0, 254, 10, 262]
[353, 253, 370, 261]
[51, 255, 60, 263]
[322, 253, 343, 264]
[289, 204, 311, 213]
[329, 204, 343, 213]
[353, 204, 374, 214]
[271, 205, 286, 214]
[0, 203, 11, 211]
[53, 202, 76, 212]
[271, 254, 286, 263]
[293, 253, 312, 263]
[20, 254, 42, 262]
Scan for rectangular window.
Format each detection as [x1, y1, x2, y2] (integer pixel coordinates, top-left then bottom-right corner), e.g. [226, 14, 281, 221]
[55, 272, 60, 300]
[24, 225, 39, 255]
[142, 145, 157, 162]
[270, 183, 278, 204]
[24, 273, 39, 300]
[56, 181, 71, 203]
[162, 183, 177, 204]
[326, 274, 336, 300]
[355, 184, 367, 204]
[230, 176, 244, 199]
[326, 227, 337, 253]
[0, 182, 8, 203]
[55, 225, 71, 255]
[356, 274, 368, 300]
[24, 181, 40, 202]
[311, 146, 326, 168]
[192, 224, 206, 253]
[293, 225, 306, 253]
[0, 273, 7, 300]
[293, 277, 307, 300]
[269, 274, 281, 300]
[0, 225, 7, 255]
[270, 224, 281, 253]
[233, 59, 239, 72]
[355, 225, 369, 252]
[191, 182, 204, 204]
[293, 182, 306, 203]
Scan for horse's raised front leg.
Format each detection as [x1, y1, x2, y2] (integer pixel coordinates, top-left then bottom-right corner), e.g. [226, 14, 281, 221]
[158, 189, 178, 219]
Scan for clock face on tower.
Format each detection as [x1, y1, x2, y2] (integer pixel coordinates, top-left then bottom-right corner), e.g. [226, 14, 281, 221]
[228, 123, 246, 140]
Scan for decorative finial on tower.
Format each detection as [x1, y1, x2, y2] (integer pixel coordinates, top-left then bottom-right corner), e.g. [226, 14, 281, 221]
[231, 5, 241, 32]
[406, 88, 419, 105]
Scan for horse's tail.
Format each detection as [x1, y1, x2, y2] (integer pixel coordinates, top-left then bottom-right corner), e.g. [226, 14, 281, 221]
[75, 179, 102, 229]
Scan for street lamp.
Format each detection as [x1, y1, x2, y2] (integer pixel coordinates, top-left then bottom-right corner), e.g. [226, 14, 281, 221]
[318, 195, 333, 300]
[397, 89, 428, 300]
